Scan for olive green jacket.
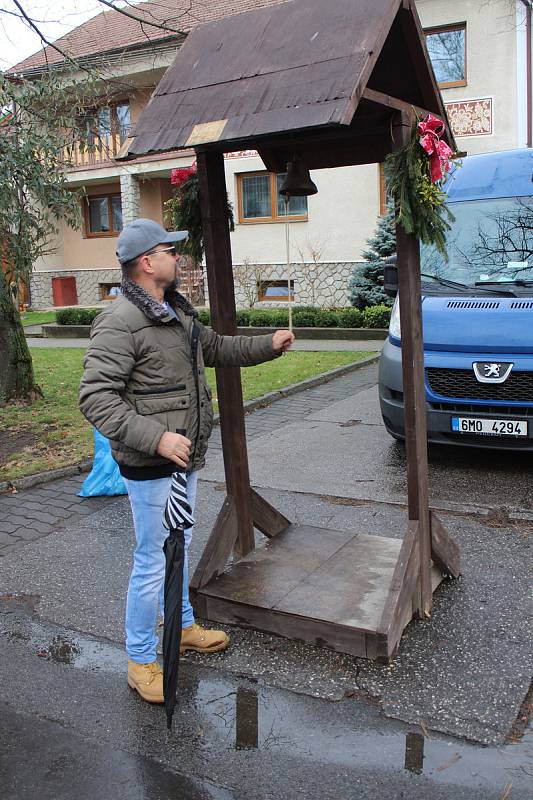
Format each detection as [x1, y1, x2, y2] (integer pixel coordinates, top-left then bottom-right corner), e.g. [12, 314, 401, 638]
[78, 279, 278, 477]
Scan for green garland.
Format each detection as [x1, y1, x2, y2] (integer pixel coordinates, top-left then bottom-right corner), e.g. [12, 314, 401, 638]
[164, 174, 234, 265]
[384, 122, 455, 259]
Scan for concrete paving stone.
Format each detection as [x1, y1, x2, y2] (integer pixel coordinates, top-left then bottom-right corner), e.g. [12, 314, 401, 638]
[1, 515, 33, 527]
[0, 532, 21, 546]
[0, 521, 22, 535]
[0, 543, 23, 557]
[17, 521, 56, 536]
[14, 528, 51, 542]
[15, 509, 67, 525]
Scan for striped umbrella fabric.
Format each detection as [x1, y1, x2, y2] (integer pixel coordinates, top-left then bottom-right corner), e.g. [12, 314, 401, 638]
[161, 465, 195, 730]
[163, 470, 195, 531]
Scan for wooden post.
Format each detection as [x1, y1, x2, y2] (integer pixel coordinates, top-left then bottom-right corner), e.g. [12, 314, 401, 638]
[196, 150, 255, 558]
[392, 111, 432, 615]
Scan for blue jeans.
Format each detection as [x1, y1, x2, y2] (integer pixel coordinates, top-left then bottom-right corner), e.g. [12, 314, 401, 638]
[124, 471, 199, 663]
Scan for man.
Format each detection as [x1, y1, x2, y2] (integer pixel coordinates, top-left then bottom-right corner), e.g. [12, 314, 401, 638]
[79, 218, 294, 704]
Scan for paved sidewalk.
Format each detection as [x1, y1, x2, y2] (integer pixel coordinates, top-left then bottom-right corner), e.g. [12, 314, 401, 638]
[0, 363, 378, 556]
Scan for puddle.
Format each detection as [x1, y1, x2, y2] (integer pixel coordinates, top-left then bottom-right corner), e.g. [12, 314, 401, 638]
[2, 606, 532, 794]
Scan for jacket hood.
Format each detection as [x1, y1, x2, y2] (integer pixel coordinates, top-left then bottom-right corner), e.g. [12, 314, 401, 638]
[120, 277, 197, 322]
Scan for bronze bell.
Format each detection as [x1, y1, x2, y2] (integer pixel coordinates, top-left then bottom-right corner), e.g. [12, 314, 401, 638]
[278, 156, 318, 198]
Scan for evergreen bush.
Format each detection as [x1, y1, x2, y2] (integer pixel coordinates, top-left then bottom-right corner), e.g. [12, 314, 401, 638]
[349, 208, 396, 310]
[292, 307, 317, 327]
[363, 304, 391, 328]
[336, 307, 364, 328]
[56, 308, 102, 325]
[196, 309, 210, 325]
[314, 309, 338, 327]
[236, 309, 252, 326]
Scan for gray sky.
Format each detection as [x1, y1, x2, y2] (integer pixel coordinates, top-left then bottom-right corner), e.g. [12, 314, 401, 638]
[0, 1, 112, 70]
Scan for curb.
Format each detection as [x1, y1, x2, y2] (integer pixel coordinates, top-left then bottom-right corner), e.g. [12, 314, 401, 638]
[0, 460, 93, 494]
[219, 353, 380, 421]
[0, 354, 379, 494]
[37, 324, 388, 341]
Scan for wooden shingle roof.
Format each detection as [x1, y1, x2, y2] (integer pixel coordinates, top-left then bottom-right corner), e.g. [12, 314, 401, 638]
[124, 0, 454, 169]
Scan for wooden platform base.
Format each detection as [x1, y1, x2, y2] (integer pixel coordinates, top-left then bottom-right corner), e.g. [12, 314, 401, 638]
[191, 523, 445, 661]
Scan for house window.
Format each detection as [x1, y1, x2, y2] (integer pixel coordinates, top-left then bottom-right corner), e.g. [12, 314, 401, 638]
[80, 102, 131, 145]
[258, 280, 296, 301]
[237, 172, 308, 223]
[84, 193, 123, 237]
[99, 283, 122, 300]
[425, 23, 466, 88]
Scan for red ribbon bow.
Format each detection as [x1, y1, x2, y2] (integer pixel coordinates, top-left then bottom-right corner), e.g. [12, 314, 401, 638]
[170, 161, 197, 188]
[417, 114, 453, 183]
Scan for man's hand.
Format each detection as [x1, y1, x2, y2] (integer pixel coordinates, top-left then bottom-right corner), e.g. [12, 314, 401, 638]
[156, 432, 191, 468]
[272, 329, 295, 353]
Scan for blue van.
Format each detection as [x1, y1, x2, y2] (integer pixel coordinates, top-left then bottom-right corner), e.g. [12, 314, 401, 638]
[378, 148, 533, 450]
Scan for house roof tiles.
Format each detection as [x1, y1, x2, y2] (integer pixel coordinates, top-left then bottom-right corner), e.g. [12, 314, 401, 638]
[7, 0, 289, 74]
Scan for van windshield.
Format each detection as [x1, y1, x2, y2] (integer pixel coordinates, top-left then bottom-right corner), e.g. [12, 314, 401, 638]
[420, 196, 533, 286]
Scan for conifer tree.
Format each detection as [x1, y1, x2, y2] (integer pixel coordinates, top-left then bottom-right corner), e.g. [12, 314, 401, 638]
[348, 208, 396, 309]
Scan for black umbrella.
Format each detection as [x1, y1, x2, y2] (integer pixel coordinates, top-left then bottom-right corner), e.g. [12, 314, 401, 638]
[162, 429, 195, 730]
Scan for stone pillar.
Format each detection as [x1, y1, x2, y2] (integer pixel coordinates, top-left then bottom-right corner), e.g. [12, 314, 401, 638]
[119, 173, 141, 226]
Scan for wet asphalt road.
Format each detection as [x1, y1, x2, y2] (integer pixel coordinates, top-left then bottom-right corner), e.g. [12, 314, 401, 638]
[1, 599, 531, 800]
[1, 363, 532, 798]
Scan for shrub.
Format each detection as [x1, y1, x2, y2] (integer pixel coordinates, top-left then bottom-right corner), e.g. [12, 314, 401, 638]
[236, 308, 251, 326]
[336, 307, 364, 328]
[269, 309, 289, 327]
[363, 304, 391, 328]
[196, 308, 210, 325]
[56, 308, 102, 325]
[292, 307, 316, 327]
[349, 208, 396, 310]
[248, 309, 270, 327]
[314, 309, 338, 327]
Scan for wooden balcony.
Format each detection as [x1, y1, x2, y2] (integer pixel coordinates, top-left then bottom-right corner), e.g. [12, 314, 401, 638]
[64, 130, 128, 171]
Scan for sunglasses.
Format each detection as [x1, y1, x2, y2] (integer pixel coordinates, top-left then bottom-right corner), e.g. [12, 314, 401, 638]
[146, 246, 177, 257]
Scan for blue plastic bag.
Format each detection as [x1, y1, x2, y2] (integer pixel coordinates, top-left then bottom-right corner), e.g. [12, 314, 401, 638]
[78, 428, 127, 497]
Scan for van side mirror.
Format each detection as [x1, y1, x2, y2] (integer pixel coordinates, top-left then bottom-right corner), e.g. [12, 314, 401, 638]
[383, 257, 398, 298]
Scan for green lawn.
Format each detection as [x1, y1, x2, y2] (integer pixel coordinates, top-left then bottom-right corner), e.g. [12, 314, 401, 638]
[0, 347, 371, 482]
[20, 311, 56, 327]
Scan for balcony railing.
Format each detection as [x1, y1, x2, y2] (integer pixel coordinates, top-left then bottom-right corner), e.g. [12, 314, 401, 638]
[64, 127, 131, 170]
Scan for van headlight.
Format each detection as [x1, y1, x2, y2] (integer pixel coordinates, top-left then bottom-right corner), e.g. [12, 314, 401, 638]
[389, 295, 401, 340]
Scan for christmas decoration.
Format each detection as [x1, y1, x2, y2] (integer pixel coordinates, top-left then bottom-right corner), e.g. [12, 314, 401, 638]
[384, 114, 457, 258]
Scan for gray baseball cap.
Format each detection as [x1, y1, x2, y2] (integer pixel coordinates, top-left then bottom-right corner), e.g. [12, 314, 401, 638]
[116, 218, 188, 264]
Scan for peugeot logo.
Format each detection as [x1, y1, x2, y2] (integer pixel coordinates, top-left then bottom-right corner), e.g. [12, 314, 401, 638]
[473, 362, 513, 384]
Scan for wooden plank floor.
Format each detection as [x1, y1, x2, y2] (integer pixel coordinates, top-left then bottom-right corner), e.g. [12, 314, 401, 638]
[193, 524, 423, 658]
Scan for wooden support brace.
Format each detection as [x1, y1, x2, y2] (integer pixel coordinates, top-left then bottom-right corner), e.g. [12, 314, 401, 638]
[190, 495, 239, 591]
[393, 109, 433, 616]
[376, 520, 420, 660]
[196, 149, 255, 560]
[250, 488, 291, 538]
[430, 511, 461, 578]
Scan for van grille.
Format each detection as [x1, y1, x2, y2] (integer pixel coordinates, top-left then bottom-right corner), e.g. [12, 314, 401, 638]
[430, 402, 533, 417]
[426, 368, 533, 402]
[446, 300, 500, 310]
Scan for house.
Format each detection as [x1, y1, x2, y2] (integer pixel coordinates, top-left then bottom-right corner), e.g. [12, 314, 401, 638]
[6, 0, 532, 310]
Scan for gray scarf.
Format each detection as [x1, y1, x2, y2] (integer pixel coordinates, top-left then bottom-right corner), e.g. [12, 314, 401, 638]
[120, 277, 197, 323]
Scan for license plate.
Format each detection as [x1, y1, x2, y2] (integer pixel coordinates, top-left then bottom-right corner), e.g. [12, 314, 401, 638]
[451, 416, 528, 437]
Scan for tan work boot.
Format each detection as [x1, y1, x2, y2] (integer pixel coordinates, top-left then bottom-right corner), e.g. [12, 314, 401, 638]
[180, 623, 229, 654]
[127, 660, 164, 703]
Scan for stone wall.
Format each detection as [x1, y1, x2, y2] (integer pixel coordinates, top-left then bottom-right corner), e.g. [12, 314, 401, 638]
[231, 261, 358, 309]
[30, 268, 122, 308]
[30, 260, 359, 310]
[119, 174, 141, 226]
